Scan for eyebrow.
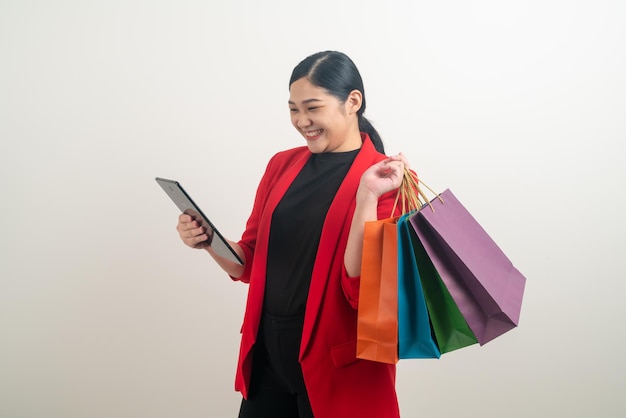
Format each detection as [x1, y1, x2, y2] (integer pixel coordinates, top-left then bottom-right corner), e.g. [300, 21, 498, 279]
[288, 98, 324, 105]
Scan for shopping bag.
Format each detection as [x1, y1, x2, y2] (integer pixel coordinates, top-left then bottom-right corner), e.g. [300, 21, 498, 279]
[397, 212, 441, 359]
[405, 214, 478, 353]
[410, 189, 526, 345]
[356, 217, 399, 364]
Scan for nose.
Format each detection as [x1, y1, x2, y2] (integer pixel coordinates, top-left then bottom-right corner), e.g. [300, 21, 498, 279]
[296, 115, 312, 129]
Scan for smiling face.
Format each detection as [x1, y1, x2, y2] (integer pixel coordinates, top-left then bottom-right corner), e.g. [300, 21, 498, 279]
[288, 77, 363, 153]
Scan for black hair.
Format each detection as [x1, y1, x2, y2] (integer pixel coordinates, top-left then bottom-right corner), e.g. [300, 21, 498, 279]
[289, 51, 385, 153]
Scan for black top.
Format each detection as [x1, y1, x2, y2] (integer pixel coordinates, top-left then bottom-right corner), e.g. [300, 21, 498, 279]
[264, 149, 359, 317]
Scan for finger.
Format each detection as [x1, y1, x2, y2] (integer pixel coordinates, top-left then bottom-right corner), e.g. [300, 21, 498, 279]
[178, 223, 202, 240]
[178, 218, 200, 232]
[397, 152, 410, 169]
[176, 222, 197, 236]
[377, 162, 403, 179]
[177, 215, 195, 231]
[182, 226, 207, 241]
[187, 233, 209, 246]
[184, 221, 202, 231]
[184, 237, 207, 249]
[387, 153, 410, 169]
[179, 213, 194, 222]
[184, 226, 205, 238]
[382, 159, 405, 174]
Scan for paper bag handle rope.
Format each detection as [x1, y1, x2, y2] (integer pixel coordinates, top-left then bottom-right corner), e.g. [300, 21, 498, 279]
[391, 169, 444, 216]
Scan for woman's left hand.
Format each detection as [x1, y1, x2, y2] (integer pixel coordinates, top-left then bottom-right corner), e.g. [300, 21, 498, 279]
[358, 153, 409, 199]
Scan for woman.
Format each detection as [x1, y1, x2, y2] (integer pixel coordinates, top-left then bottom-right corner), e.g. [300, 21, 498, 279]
[177, 51, 408, 417]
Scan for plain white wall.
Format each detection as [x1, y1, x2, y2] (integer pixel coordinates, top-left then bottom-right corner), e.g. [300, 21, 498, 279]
[1, 0, 624, 417]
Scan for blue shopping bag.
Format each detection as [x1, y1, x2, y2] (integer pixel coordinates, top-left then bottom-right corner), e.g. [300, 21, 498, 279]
[397, 212, 441, 359]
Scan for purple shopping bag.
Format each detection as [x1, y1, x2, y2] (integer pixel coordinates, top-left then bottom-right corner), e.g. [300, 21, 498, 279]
[409, 189, 526, 345]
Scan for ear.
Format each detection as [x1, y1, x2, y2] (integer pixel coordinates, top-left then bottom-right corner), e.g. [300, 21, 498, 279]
[345, 89, 363, 115]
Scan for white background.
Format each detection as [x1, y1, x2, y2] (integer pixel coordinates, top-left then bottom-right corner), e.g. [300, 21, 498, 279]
[1, 1, 625, 417]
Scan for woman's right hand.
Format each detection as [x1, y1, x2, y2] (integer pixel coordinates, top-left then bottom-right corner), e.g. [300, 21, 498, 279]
[176, 213, 245, 278]
[176, 213, 211, 249]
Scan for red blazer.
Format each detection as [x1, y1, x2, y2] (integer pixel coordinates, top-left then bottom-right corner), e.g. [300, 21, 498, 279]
[233, 135, 401, 418]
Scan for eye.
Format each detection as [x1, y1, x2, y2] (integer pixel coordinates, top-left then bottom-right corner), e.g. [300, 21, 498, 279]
[289, 108, 298, 113]
[308, 107, 319, 111]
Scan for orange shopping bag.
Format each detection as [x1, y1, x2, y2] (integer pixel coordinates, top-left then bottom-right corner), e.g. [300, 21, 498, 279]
[356, 217, 399, 364]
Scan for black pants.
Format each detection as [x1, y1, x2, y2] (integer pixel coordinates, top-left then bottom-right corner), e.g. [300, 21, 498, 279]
[238, 312, 314, 418]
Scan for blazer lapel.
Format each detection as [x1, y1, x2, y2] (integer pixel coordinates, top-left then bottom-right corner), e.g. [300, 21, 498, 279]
[300, 138, 381, 356]
[244, 149, 311, 341]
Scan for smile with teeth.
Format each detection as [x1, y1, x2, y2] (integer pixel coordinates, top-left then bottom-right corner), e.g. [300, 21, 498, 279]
[305, 129, 323, 138]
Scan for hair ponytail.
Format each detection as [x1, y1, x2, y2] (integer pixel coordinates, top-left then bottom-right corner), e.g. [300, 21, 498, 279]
[290, 51, 385, 154]
[358, 115, 384, 153]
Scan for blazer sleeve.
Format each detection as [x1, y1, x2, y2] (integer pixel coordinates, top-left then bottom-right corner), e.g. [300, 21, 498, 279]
[340, 188, 400, 309]
[230, 155, 279, 283]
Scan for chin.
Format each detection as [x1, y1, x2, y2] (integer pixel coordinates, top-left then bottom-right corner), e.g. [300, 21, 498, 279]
[304, 139, 327, 154]
[306, 144, 325, 154]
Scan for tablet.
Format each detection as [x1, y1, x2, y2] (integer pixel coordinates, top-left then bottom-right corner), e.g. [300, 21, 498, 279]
[155, 177, 244, 265]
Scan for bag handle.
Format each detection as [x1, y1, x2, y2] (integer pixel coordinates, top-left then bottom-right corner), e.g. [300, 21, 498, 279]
[392, 169, 444, 216]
